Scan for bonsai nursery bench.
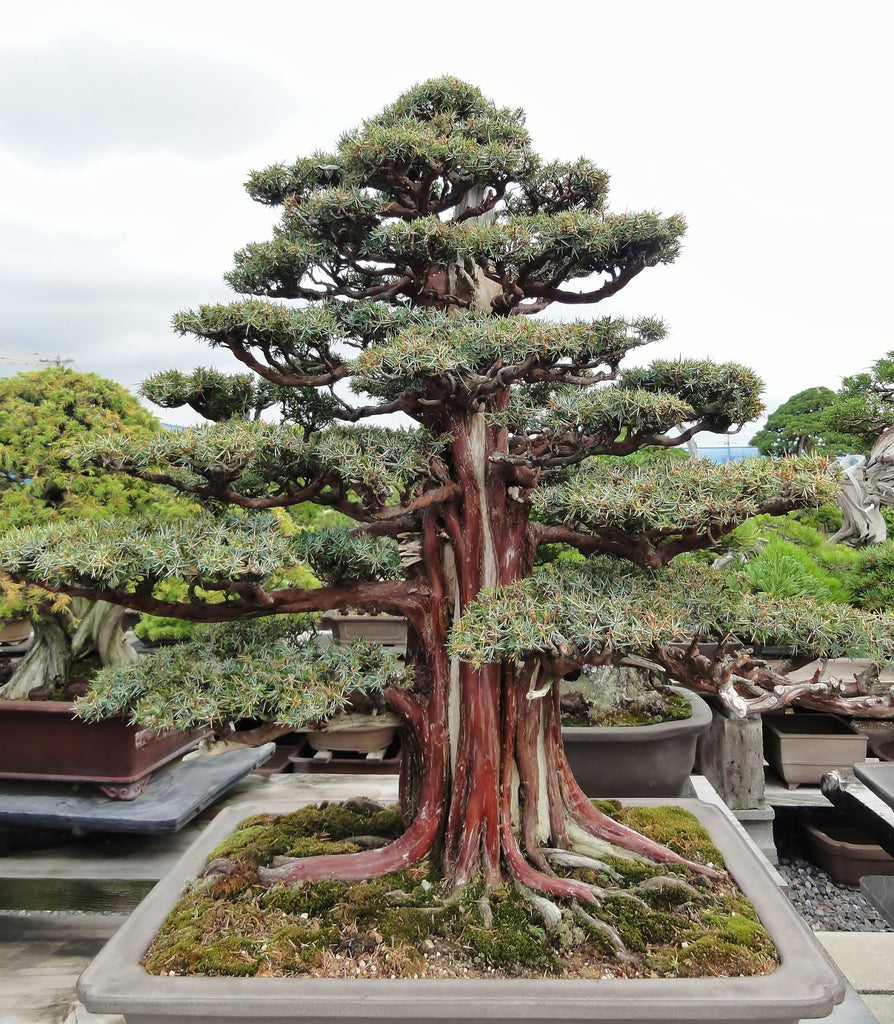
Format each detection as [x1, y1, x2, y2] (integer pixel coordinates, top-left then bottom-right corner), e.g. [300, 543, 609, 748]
[0, 743, 274, 836]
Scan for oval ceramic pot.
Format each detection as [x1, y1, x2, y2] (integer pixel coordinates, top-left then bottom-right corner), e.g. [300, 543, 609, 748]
[0, 700, 208, 794]
[75, 796, 846, 1024]
[562, 686, 712, 798]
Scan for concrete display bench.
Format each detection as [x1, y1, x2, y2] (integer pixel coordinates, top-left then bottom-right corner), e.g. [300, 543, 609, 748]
[697, 709, 778, 862]
[0, 743, 275, 835]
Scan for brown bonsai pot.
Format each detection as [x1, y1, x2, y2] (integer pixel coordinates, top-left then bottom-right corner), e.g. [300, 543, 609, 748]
[320, 610, 407, 646]
[303, 711, 401, 756]
[0, 617, 33, 645]
[0, 699, 208, 799]
[763, 713, 868, 789]
[802, 817, 894, 885]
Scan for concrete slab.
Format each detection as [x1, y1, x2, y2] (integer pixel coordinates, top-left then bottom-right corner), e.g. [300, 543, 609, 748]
[0, 911, 126, 1024]
[856, 763, 894, 810]
[815, 932, 894, 993]
[861, 995, 894, 1024]
[0, 744, 275, 835]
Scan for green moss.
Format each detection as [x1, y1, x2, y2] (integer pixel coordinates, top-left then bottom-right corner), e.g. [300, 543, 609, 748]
[600, 896, 682, 953]
[461, 894, 560, 973]
[261, 880, 349, 918]
[647, 933, 777, 978]
[142, 801, 777, 981]
[610, 805, 725, 869]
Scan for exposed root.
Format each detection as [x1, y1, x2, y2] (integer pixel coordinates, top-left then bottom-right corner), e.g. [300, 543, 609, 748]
[476, 895, 493, 929]
[571, 901, 627, 954]
[565, 820, 646, 864]
[635, 875, 703, 900]
[560, 766, 727, 881]
[257, 810, 439, 886]
[542, 847, 622, 882]
[515, 882, 563, 930]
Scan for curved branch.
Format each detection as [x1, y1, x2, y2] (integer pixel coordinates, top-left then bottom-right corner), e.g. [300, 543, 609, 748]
[16, 578, 429, 623]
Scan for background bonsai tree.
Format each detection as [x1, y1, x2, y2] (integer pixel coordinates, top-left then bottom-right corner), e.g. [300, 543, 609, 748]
[0, 367, 171, 699]
[750, 386, 866, 457]
[3, 80, 894, 901]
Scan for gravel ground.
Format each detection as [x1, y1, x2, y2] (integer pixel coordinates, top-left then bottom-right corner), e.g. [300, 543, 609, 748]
[772, 808, 893, 932]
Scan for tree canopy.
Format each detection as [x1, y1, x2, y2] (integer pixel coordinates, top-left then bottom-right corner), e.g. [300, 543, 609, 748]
[0, 368, 173, 698]
[0, 367, 161, 530]
[752, 353, 894, 458]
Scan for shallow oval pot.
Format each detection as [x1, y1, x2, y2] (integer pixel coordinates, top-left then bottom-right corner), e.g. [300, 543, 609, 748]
[304, 711, 402, 754]
[320, 610, 407, 646]
[562, 685, 712, 797]
[76, 796, 845, 1024]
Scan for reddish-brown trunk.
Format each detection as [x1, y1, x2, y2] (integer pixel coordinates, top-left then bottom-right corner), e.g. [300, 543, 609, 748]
[259, 409, 723, 894]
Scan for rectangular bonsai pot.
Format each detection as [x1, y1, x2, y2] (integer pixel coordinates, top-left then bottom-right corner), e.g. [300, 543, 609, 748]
[319, 611, 408, 646]
[77, 797, 845, 1024]
[802, 818, 894, 886]
[763, 713, 867, 788]
[0, 700, 207, 785]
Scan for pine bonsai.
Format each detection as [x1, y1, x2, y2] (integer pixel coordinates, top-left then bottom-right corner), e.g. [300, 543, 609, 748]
[3, 79, 894, 902]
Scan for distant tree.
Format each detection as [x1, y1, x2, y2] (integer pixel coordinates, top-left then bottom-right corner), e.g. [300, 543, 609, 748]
[825, 351, 894, 451]
[750, 386, 864, 456]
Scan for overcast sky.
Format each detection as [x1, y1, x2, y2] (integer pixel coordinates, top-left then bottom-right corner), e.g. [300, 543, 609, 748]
[1, 1, 891, 440]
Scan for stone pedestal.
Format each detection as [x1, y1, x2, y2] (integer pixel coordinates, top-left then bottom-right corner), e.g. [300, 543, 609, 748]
[697, 711, 777, 862]
[698, 710, 766, 810]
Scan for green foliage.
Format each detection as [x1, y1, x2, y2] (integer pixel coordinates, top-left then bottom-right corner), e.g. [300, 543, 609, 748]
[141, 367, 295, 423]
[535, 456, 838, 538]
[754, 354, 894, 458]
[750, 386, 862, 456]
[292, 527, 401, 584]
[76, 617, 411, 730]
[716, 514, 859, 606]
[846, 541, 894, 611]
[2, 78, 887, 731]
[0, 368, 161, 528]
[739, 542, 844, 603]
[450, 556, 894, 667]
[829, 350, 894, 448]
[0, 368, 178, 630]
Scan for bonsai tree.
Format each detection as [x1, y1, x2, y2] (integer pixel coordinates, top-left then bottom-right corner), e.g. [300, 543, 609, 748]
[3, 80, 894, 903]
[0, 367, 168, 699]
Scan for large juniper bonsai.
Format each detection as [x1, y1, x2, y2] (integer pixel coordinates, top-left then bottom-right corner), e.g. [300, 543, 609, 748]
[3, 79, 894, 897]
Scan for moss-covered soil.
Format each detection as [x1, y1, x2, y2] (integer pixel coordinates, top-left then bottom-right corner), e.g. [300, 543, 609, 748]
[143, 800, 778, 981]
[561, 684, 693, 728]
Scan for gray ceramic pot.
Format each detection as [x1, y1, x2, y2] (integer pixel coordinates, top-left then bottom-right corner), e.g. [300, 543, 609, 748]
[77, 796, 845, 1024]
[562, 686, 712, 797]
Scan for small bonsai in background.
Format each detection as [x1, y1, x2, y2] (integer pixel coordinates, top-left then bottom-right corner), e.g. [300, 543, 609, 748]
[3, 80, 894, 918]
[0, 368, 172, 700]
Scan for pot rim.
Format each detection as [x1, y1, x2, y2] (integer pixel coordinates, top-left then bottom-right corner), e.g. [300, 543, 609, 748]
[77, 795, 845, 1023]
